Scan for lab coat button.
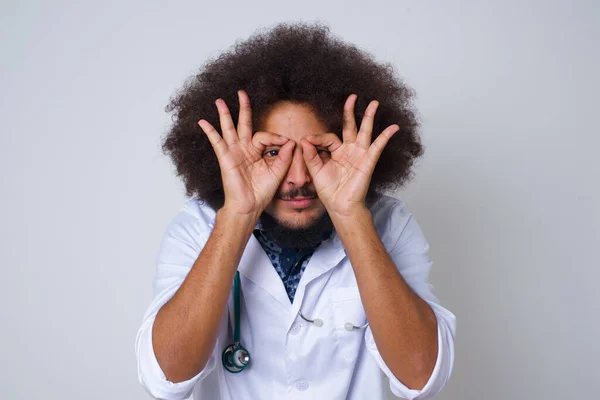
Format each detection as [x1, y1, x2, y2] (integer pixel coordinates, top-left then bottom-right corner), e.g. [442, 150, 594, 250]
[295, 379, 309, 391]
[290, 323, 301, 335]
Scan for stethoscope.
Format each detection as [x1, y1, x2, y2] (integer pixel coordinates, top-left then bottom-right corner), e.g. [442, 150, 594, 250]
[222, 271, 251, 373]
[222, 271, 370, 373]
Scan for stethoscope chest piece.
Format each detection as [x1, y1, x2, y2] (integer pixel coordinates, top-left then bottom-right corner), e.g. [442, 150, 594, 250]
[222, 342, 251, 373]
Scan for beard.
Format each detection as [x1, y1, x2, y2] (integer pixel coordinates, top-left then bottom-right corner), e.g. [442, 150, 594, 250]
[258, 208, 335, 249]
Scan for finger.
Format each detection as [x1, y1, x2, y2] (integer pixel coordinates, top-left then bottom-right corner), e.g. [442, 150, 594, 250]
[304, 132, 343, 153]
[251, 131, 290, 156]
[368, 124, 400, 164]
[342, 94, 358, 143]
[215, 98, 239, 145]
[236, 90, 253, 142]
[301, 138, 324, 177]
[198, 119, 228, 159]
[270, 140, 296, 179]
[357, 100, 379, 148]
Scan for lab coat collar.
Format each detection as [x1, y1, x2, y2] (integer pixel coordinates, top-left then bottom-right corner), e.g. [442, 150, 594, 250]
[237, 229, 347, 313]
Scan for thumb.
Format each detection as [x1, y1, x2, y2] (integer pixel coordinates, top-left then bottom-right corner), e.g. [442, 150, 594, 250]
[301, 138, 323, 177]
[270, 140, 296, 180]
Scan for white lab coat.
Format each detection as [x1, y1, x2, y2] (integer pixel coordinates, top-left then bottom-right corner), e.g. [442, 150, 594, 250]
[135, 195, 456, 400]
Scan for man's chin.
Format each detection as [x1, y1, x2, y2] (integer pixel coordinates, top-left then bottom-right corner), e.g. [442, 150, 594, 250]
[258, 208, 334, 249]
[274, 212, 320, 229]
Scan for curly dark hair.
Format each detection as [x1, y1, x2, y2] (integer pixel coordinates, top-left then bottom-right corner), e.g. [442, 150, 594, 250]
[162, 21, 424, 211]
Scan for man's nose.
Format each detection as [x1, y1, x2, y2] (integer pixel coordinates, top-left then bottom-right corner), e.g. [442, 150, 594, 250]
[284, 146, 311, 187]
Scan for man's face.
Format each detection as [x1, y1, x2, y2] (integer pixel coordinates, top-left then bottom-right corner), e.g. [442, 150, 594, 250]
[259, 101, 334, 247]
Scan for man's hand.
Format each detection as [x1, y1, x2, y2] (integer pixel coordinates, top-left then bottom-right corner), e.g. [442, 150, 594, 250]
[300, 94, 400, 217]
[198, 90, 296, 216]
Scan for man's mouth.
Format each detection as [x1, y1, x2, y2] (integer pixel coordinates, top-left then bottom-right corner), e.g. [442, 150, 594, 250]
[279, 196, 316, 208]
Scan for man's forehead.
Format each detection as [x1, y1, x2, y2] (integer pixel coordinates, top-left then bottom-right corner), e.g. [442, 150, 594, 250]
[259, 101, 328, 140]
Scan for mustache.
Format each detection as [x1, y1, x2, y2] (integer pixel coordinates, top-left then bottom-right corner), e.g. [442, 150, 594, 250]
[276, 187, 317, 200]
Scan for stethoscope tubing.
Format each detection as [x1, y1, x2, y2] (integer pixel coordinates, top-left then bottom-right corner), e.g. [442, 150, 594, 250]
[233, 270, 241, 343]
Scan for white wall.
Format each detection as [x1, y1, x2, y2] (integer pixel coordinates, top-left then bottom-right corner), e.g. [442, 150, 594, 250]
[1, 0, 598, 399]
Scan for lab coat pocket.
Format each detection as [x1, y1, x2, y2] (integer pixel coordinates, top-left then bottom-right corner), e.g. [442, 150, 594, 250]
[331, 286, 368, 363]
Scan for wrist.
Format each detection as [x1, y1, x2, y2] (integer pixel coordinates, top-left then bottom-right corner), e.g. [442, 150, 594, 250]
[217, 206, 260, 232]
[220, 203, 262, 221]
[328, 203, 370, 222]
[218, 206, 260, 221]
[329, 205, 372, 231]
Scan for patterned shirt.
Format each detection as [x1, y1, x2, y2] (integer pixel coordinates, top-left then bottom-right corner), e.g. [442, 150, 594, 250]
[253, 221, 332, 303]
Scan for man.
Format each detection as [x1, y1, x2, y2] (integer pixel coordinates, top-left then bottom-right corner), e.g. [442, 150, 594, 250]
[135, 22, 456, 400]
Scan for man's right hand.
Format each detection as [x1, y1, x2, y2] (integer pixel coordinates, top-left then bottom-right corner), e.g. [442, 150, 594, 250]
[198, 90, 295, 216]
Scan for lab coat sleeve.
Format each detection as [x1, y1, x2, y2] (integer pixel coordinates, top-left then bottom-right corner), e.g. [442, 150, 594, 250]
[365, 203, 457, 400]
[135, 202, 219, 400]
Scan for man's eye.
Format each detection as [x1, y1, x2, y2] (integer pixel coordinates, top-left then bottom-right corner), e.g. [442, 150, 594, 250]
[317, 149, 331, 156]
[264, 149, 279, 157]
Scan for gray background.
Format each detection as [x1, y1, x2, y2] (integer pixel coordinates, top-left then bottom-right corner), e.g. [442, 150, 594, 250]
[1, 0, 598, 399]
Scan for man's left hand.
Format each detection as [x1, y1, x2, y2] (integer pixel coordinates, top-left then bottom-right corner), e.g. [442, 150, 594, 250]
[301, 94, 400, 218]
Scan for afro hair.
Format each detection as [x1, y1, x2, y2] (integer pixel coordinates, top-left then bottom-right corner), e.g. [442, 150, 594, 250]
[162, 21, 424, 211]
